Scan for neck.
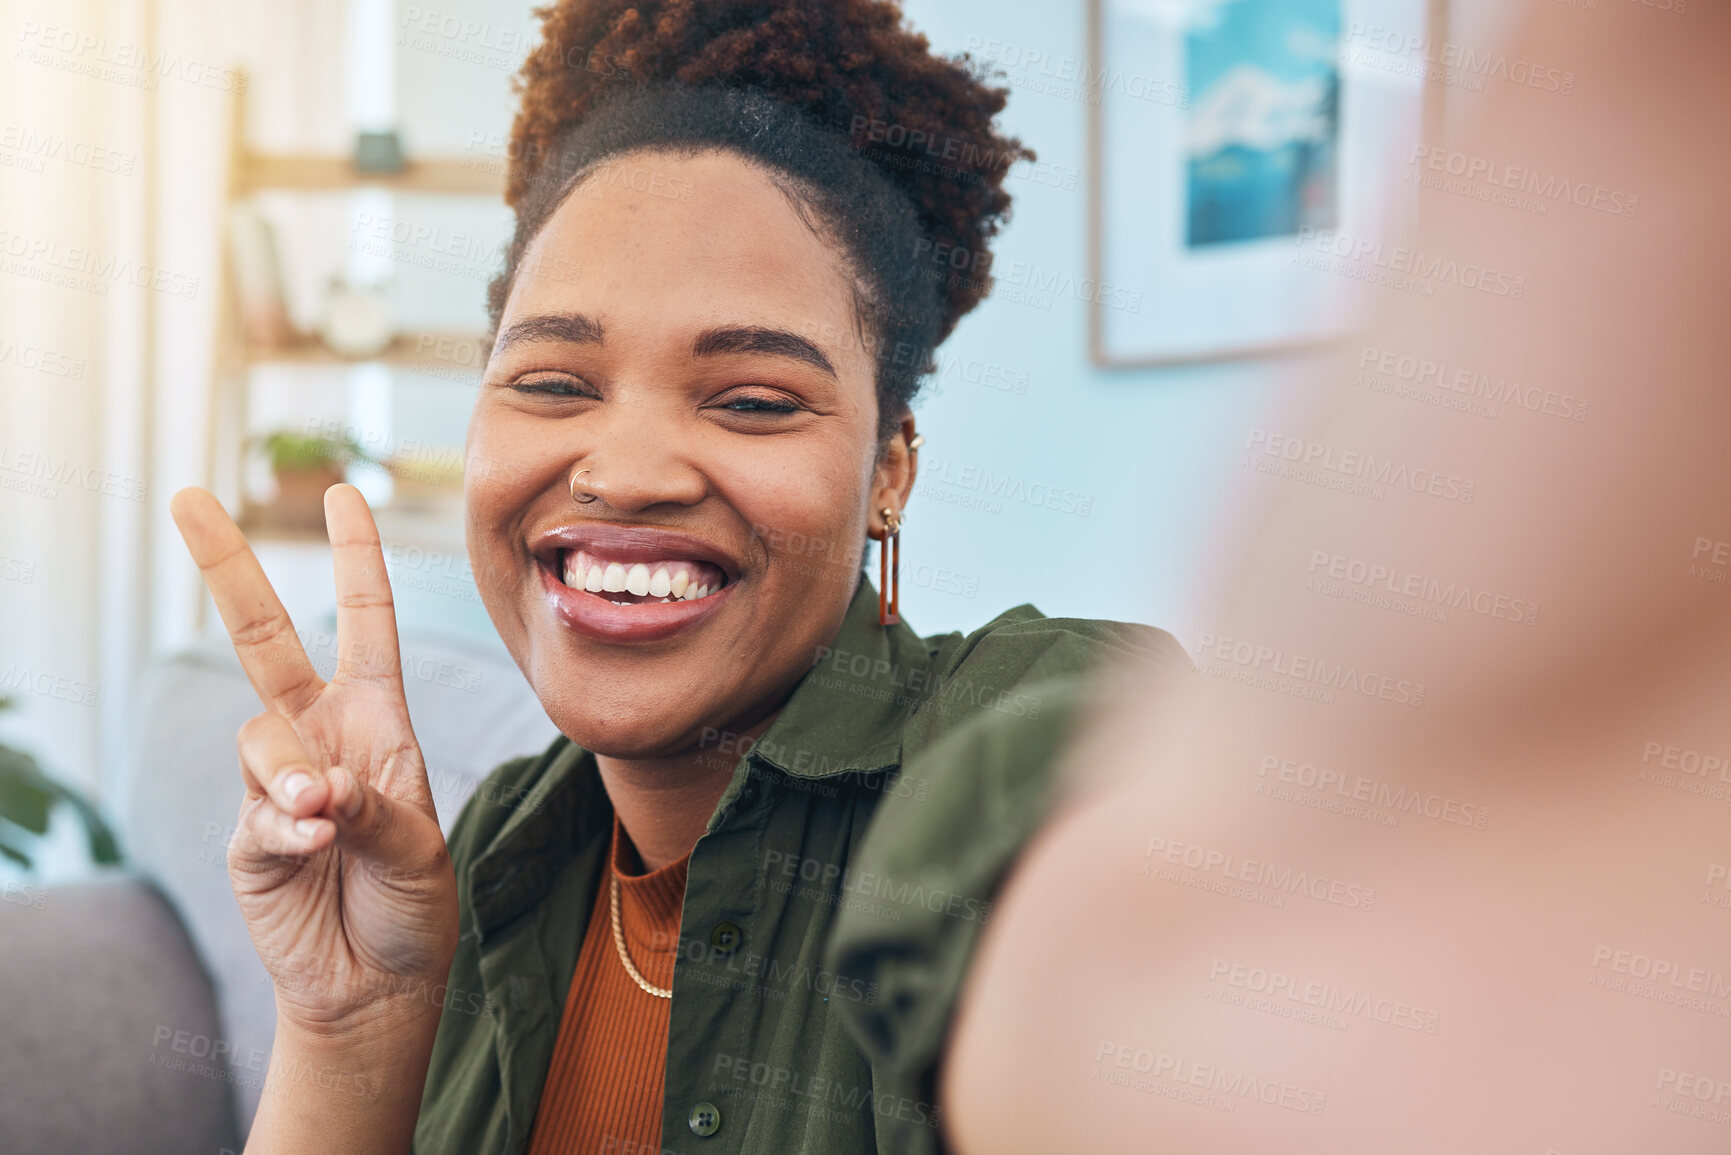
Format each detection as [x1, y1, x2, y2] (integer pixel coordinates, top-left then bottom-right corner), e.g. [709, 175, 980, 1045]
[594, 713, 778, 872]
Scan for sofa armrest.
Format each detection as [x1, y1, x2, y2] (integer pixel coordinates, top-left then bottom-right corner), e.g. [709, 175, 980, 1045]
[0, 873, 242, 1155]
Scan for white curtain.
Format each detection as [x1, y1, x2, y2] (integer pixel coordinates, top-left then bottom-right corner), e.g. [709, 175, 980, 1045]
[0, 0, 346, 808]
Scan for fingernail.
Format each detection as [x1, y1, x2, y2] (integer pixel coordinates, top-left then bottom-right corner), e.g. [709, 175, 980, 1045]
[294, 818, 322, 839]
[283, 772, 312, 803]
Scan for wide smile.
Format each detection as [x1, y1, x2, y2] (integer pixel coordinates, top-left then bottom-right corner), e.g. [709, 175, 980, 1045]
[529, 523, 740, 643]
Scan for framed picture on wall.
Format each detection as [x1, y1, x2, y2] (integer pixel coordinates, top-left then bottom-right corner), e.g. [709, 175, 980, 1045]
[1088, 0, 1437, 367]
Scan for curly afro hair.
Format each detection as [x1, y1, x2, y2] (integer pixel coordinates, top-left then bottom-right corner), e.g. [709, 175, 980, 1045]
[489, 0, 1033, 436]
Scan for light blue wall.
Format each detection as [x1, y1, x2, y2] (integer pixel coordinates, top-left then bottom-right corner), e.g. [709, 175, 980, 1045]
[883, 0, 1285, 641]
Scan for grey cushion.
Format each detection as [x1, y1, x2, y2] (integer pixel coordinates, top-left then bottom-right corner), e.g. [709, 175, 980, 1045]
[0, 874, 241, 1155]
[118, 627, 557, 1134]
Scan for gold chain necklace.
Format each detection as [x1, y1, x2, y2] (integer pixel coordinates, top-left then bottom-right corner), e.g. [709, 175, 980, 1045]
[610, 871, 673, 998]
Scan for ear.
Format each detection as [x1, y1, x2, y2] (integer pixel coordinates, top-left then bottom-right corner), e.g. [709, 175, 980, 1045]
[867, 414, 921, 541]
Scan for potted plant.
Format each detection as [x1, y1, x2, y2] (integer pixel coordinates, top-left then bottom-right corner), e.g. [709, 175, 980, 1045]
[254, 429, 379, 533]
[0, 696, 121, 875]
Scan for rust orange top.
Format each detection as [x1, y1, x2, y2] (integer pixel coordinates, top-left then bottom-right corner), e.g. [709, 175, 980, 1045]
[525, 813, 690, 1155]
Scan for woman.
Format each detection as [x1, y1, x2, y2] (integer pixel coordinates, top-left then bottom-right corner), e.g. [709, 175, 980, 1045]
[171, 2, 1187, 1152]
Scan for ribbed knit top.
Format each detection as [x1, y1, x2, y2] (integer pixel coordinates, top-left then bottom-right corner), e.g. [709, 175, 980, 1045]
[525, 813, 691, 1154]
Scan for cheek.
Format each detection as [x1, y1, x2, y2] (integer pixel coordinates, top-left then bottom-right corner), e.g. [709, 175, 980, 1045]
[719, 442, 873, 591]
[463, 413, 511, 539]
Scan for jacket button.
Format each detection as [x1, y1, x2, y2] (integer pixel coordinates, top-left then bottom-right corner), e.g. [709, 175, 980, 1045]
[709, 922, 743, 953]
[688, 1100, 722, 1137]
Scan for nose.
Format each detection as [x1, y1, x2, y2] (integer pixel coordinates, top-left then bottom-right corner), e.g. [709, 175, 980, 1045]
[569, 397, 708, 514]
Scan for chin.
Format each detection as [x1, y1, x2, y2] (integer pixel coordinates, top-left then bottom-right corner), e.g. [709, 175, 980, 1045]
[537, 685, 722, 762]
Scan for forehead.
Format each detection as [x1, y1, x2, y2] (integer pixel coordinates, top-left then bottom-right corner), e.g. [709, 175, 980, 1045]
[503, 149, 866, 359]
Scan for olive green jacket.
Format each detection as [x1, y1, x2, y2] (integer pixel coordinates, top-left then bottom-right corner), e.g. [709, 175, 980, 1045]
[413, 576, 1188, 1154]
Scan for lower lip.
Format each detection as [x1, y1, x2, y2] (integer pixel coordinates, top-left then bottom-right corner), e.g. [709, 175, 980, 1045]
[538, 563, 732, 643]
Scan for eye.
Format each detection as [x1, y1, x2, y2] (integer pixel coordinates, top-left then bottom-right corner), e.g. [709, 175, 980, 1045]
[716, 388, 804, 415]
[508, 374, 596, 399]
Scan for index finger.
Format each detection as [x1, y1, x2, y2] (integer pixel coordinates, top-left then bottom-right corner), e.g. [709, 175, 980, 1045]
[170, 486, 324, 716]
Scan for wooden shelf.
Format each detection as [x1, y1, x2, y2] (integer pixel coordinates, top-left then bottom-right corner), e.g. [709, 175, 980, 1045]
[236, 152, 505, 197]
[195, 68, 496, 636]
[239, 500, 466, 551]
[238, 332, 490, 372]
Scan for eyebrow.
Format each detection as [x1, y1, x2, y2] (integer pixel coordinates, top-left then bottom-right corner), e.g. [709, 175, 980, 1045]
[692, 325, 837, 379]
[492, 313, 837, 379]
[493, 311, 604, 354]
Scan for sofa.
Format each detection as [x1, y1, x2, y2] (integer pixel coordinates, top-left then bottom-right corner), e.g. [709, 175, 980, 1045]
[0, 626, 558, 1155]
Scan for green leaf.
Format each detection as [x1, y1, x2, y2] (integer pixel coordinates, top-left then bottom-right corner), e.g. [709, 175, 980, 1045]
[0, 741, 125, 864]
[258, 430, 380, 472]
[0, 744, 39, 777]
[0, 738, 124, 866]
[0, 835, 31, 870]
[57, 790, 123, 864]
[0, 766, 54, 834]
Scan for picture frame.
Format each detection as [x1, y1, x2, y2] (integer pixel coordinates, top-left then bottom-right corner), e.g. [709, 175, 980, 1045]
[1087, 0, 1443, 367]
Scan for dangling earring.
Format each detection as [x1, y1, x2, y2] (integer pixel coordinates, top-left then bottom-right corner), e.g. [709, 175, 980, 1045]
[878, 506, 902, 626]
[876, 432, 923, 626]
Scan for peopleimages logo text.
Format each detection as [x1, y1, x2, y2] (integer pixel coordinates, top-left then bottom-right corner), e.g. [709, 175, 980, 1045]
[1295, 228, 1526, 299]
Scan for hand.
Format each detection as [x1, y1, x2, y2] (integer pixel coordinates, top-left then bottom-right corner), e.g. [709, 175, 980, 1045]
[171, 484, 459, 1036]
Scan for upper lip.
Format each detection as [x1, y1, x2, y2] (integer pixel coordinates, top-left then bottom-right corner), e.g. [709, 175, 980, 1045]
[528, 521, 743, 582]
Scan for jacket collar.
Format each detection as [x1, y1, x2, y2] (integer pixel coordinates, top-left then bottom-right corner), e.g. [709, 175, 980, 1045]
[467, 741, 606, 944]
[740, 571, 937, 780]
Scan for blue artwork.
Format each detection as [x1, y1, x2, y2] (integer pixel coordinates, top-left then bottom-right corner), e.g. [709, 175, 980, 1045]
[1184, 0, 1340, 248]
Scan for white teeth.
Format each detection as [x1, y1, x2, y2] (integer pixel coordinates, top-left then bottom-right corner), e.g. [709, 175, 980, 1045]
[566, 552, 721, 602]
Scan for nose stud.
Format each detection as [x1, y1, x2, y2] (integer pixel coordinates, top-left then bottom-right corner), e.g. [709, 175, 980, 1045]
[569, 467, 599, 505]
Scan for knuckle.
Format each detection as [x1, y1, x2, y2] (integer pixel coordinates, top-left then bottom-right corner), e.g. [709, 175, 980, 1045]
[228, 808, 281, 864]
[274, 673, 325, 719]
[236, 712, 275, 746]
[338, 667, 401, 693]
[336, 590, 395, 611]
[236, 718, 312, 782]
[230, 611, 294, 650]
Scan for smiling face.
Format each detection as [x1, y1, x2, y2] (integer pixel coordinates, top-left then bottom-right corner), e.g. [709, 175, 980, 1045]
[466, 148, 915, 759]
